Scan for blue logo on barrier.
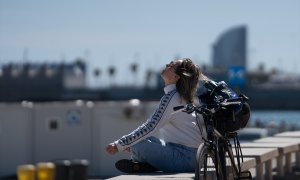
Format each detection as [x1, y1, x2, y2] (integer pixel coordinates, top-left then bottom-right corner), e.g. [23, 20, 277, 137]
[66, 110, 81, 126]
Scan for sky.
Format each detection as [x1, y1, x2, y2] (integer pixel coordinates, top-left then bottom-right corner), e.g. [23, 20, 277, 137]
[0, 1, 299, 87]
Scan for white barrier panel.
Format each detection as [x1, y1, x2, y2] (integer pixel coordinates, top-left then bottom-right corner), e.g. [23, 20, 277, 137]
[32, 100, 92, 173]
[0, 100, 158, 178]
[0, 102, 33, 177]
[91, 100, 157, 178]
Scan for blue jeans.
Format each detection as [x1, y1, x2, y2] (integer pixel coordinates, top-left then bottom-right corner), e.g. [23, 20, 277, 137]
[131, 136, 197, 172]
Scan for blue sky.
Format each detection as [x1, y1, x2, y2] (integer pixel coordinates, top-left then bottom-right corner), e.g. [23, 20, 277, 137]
[0, 1, 299, 86]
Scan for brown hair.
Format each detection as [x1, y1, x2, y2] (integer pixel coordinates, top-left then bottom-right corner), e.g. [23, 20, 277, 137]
[175, 58, 203, 103]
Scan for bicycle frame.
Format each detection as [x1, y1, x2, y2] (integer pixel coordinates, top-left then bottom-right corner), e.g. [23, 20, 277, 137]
[176, 103, 248, 180]
[199, 109, 240, 179]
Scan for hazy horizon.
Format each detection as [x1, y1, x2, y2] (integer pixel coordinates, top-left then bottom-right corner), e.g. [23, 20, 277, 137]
[1, 1, 299, 87]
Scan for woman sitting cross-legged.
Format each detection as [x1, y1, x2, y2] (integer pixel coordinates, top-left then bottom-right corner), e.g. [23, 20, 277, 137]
[105, 58, 207, 173]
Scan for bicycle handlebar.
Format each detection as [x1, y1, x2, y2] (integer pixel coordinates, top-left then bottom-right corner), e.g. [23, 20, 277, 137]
[173, 98, 242, 115]
[173, 105, 185, 111]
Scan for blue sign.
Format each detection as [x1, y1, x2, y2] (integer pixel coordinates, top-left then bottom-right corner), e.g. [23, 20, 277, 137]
[66, 109, 82, 126]
[228, 66, 246, 88]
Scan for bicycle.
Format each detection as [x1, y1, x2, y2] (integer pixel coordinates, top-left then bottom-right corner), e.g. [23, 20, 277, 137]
[174, 99, 252, 180]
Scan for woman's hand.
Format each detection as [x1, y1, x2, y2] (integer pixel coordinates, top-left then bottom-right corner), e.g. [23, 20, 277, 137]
[106, 143, 119, 155]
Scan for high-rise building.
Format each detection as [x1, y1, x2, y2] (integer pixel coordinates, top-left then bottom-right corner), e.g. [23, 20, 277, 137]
[212, 26, 247, 70]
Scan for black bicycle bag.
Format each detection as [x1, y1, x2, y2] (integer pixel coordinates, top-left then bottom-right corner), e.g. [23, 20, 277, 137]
[196, 80, 251, 132]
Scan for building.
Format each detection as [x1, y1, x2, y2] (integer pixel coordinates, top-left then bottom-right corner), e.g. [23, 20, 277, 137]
[0, 60, 86, 102]
[212, 25, 247, 70]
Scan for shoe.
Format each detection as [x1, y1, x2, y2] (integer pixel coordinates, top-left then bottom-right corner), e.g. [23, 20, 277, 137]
[115, 159, 158, 173]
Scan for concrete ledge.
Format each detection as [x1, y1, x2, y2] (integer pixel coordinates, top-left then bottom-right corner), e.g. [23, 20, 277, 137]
[275, 131, 300, 138]
[240, 141, 299, 177]
[106, 132, 300, 180]
[107, 158, 256, 180]
[106, 173, 194, 180]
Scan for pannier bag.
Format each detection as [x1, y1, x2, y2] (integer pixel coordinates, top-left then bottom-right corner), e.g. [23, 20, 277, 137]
[196, 80, 251, 132]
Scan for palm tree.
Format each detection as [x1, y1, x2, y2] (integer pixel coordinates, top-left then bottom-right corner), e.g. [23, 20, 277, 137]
[108, 66, 116, 87]
[130, 62, 138, 87]
[131, 53, 140, 87]
[93, 68, 101, 88]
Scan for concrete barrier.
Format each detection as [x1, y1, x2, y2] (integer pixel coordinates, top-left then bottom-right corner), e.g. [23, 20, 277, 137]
[32, 101, 92, 175]
[91, 100, 156, 178]
[1, 101, 300, 180]
[0, 102, 33, 177]
[241, 141, 299, 177]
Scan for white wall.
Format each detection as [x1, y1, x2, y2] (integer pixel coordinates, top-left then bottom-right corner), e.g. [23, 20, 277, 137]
[0, 103, 33, 177]
[0, 100, 157, 178]
[33, 101, 92, 165]
[91, 101, 156, 177]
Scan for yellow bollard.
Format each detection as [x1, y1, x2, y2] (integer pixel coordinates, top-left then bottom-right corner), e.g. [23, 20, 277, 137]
[17, 164, 36, 180]
[37, 162, 55, 180]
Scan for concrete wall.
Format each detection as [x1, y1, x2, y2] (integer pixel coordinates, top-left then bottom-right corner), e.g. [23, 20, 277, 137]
[0, 103, 33, 176]
[0, 100, 157, 178]
[91, 101, 156, 177]
[33, 101, 92, 166]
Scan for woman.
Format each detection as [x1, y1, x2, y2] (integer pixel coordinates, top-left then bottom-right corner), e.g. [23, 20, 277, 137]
[106, 58, 206, 173]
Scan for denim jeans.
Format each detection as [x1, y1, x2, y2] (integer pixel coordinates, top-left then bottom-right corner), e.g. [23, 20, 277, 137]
[131, 136, 197, 172]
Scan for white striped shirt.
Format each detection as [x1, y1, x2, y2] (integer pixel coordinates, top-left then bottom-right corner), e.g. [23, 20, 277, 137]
[115, 84, 205, 151]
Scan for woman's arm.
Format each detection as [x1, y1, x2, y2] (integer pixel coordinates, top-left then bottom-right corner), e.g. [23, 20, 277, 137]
[112, 89, 178, 152]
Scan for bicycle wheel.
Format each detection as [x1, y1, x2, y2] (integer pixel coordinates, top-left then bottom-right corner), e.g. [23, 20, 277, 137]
[195, 143, 225, 180]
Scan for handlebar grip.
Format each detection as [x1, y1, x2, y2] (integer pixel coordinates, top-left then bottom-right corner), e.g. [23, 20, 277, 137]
[226, 97, 243, 102]
[221, 101, 241, 106]
[173, 105, 185, 111]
